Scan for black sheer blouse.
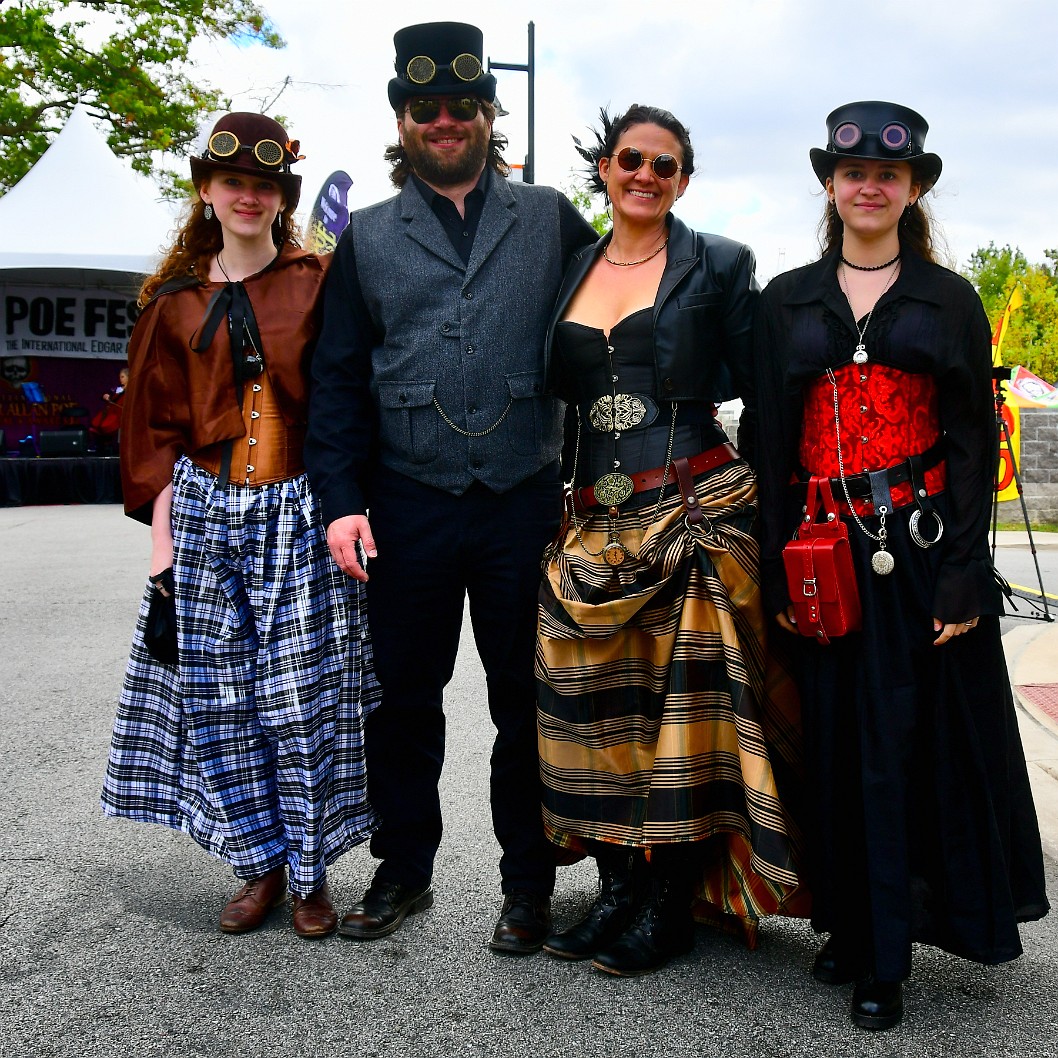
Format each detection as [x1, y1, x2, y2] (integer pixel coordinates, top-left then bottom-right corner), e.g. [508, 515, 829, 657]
[753, 248, 1000, 621]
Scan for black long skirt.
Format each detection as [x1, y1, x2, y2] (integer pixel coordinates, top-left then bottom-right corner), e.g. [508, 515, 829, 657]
[794, 496, 1049, 982]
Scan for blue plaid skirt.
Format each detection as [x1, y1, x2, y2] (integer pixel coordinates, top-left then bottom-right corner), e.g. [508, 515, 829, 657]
[102, 457, 380, 894]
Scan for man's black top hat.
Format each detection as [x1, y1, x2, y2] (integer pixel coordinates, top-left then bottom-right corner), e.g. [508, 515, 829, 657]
[810, 100, 942, 191]
[388, 21, 497, 112]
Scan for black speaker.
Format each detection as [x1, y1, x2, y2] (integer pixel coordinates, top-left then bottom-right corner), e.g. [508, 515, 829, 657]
[39, 428, 89, 457]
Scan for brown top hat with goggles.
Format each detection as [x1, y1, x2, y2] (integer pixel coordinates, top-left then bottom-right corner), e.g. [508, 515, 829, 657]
[387, 21, 497, 112]
[810, 100, 943, 192]
[190, 112, 304, 211]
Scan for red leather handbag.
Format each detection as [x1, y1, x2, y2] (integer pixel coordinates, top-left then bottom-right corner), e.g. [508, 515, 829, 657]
[782, 476, 862, 644]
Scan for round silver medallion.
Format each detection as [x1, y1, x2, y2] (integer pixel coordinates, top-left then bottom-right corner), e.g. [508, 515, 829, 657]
[871, 549, 895, 575]
[852, 349, 869, 365]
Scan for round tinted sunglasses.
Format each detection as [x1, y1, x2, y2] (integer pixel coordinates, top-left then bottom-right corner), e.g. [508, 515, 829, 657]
[406, 52, 483, 86]
[614, 146, 682, 180]
[406, 96, 481, 124]
[832, 121, 912, 154]
[207, 131, 289, 170]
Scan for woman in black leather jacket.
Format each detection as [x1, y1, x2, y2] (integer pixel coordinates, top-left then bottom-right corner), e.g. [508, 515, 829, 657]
[536, 104, 807, 977]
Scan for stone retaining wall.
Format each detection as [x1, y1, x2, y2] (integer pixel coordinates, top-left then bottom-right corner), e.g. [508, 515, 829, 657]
[998, 407, 1058, 527]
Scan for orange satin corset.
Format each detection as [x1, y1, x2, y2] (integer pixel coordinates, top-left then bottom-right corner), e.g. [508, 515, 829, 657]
[800, 363, 946, 513]
[192, 367, 306, 485]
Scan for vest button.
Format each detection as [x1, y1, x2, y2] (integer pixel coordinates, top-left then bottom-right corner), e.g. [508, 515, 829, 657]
[463, 290, 474, 300]
[468, 405, 477, 414]
[662, 378, 674, 392]
[399, 394, 407, 404]
[465, 345, 475, 354]
[441, 322, 451, 333]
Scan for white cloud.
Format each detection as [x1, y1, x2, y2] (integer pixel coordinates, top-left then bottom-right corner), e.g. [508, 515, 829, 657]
[176, 0, 1057, 279]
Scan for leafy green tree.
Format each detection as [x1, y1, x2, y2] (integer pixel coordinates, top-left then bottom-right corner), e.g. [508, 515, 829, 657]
[567, 185, 610, 236]
[964, 242, 1058, 384]
[0, 0, 283, 196]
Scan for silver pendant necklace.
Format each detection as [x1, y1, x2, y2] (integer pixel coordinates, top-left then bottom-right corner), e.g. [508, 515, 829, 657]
[838, 257, 900, 364]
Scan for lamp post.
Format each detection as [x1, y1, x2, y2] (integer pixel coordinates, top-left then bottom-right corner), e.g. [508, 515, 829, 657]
[488, 21, 535, 183]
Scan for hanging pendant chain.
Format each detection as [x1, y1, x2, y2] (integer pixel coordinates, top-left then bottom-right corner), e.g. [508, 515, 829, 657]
[838, 258, 901, 363]
[826, 368, 885, 545]
[568, 402, 678, 560]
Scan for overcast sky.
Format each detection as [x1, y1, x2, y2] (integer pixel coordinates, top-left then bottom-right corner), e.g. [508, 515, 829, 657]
[182, 0, 1056, 283]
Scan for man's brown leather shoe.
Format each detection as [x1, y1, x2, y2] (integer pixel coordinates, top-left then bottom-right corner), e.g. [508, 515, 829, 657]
[338, 879, 434, 939]
[489, 890, 551, 954]
[292, 884, 338, 939]
[218, 865, 287, 933]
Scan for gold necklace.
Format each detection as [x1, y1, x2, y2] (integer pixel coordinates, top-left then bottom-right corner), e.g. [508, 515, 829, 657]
[603, 238, 668, 267]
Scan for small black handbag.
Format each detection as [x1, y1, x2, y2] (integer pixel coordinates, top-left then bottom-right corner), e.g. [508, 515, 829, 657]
[144, 567, 178, 664]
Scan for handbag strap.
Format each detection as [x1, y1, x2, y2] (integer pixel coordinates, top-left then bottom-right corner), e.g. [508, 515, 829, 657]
[816, 476, 840, 523]
[802, 475, 846, 539]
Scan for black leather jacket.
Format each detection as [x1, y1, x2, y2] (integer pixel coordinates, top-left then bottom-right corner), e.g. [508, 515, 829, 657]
[544, 214, 759, 457]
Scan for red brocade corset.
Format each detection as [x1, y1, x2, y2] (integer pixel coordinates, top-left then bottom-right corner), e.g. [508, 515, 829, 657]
[799, 363, 947, 514]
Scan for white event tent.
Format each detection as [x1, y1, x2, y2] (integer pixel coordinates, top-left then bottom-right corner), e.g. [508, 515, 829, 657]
[0, 104, 177, 288]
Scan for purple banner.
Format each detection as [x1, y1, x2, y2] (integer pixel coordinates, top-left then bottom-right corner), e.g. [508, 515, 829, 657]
[306, 170, 353, 256]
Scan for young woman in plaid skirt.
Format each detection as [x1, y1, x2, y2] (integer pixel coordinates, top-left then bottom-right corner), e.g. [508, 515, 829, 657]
[102, 113, 380, 938]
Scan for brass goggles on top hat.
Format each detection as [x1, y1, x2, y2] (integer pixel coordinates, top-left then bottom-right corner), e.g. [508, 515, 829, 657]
[406, 52, 483, 85]
[832, 120, 912, 155]
[206, 130, 288, 170]
[405, 96, 481, 124]
[614, 146, 682, 180]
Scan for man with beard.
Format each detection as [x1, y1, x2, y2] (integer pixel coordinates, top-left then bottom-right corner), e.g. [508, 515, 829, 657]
[305, 21, 596, 954]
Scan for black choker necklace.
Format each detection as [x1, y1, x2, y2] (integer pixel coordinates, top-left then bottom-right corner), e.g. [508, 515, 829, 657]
[841, 252, 901, 272]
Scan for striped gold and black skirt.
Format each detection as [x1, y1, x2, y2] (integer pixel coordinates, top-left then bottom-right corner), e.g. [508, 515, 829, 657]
[537, 458, 809, 943]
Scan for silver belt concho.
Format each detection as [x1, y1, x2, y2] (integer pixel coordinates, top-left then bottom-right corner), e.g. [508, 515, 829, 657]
[588, 393, 648, 433]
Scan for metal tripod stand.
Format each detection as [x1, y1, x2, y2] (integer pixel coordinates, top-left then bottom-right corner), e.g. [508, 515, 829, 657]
[990, 370, 1052, 621]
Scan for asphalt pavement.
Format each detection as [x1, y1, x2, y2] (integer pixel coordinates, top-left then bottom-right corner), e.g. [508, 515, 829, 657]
[1, 507, 1056, 1058]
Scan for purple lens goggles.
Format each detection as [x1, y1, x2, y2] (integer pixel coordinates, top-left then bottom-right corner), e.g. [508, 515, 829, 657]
[832, 120, 912, 154]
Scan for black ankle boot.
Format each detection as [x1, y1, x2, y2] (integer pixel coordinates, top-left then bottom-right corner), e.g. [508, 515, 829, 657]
[851, 977, 904, 1031]
[544, 846, 643, 961]
[813, 934, 863, 985]
[591, 866, 695, 977]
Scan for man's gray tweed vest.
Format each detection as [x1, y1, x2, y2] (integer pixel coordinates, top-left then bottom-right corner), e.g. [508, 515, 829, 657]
[349, 174, 567, 494]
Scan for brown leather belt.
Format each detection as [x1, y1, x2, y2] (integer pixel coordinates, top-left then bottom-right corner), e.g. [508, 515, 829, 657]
[573, 441, 740, 512]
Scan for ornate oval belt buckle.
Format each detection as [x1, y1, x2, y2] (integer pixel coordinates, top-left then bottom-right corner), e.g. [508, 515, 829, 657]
[588, 394, 647, 432]
[593, 472, 634, 507]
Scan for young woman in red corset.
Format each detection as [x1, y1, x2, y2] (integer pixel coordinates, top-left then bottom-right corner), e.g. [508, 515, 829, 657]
[754, 101, 1049, 1031]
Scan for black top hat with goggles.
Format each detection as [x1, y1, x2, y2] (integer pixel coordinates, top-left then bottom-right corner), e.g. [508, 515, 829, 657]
[810, 101, 942, 192]
[388, 21, 497, 112]
[190, 112, 304, 211]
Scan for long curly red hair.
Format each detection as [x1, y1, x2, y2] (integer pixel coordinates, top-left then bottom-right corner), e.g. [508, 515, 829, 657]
[139, 187, 303, 306]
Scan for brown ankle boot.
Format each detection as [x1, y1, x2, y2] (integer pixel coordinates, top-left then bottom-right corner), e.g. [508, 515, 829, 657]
[219, 866, 287, 934]
[292, 883, 338, 938]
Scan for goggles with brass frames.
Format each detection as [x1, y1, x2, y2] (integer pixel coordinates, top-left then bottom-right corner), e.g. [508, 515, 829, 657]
[207, 131, 289, 170]
[406, 52, 483, 86]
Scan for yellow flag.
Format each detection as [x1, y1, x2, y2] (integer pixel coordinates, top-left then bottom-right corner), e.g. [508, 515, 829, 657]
[991, 285, 1025, 366]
